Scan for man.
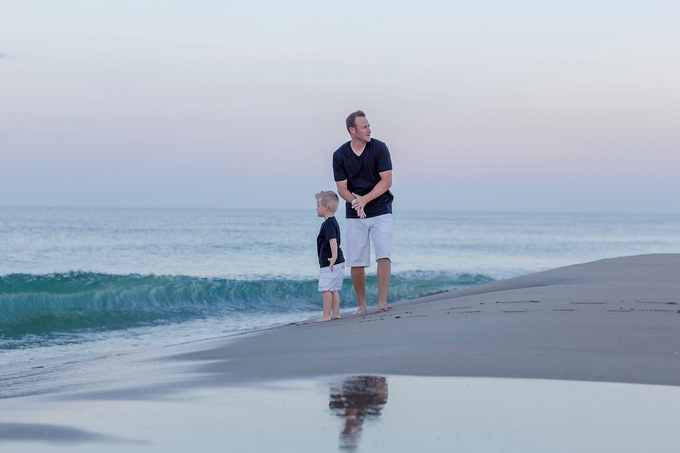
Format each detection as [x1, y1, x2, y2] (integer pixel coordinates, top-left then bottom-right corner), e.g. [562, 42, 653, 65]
[333, 110, 394, 314]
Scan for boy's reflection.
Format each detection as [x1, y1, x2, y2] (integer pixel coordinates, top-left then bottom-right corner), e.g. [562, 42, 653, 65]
[329, 376, 388, 451]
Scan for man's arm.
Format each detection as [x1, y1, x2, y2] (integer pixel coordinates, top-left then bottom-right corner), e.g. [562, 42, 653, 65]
[351, 170, 392, 214]
[337, 179, 368, 219]
[335, 179, 354, 204]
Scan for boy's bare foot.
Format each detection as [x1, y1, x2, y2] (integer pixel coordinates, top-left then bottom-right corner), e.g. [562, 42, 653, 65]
[331, 315, 342, 320]
[378, 303, 393, 311]
[315, 316, 332, 323]
[353, 307, 367, 315]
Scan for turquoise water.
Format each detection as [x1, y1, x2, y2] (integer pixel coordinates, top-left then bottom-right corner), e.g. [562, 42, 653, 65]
[1, 208, 680, 365]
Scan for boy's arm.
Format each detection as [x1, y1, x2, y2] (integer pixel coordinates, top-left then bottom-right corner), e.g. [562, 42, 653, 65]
[328, 238, 338, 271]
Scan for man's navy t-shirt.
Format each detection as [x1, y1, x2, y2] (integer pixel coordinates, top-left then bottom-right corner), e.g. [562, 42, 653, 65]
[317, 216, 345, 268]
[332, 139, 394, 219]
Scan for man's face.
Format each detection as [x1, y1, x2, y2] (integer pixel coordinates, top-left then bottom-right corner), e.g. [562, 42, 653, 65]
[351, 117, 371, 143]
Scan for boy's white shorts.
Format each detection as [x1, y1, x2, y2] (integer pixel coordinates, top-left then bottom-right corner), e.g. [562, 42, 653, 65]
[345, 214, 392, 267]
[318, 262, 345, 292]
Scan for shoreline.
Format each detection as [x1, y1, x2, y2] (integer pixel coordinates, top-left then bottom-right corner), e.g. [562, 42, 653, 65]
[165, 253, 680, 388]
[3, 254, 679, 401]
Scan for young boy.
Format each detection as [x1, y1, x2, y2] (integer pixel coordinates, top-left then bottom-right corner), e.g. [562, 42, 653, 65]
[315, 190, 345, 322]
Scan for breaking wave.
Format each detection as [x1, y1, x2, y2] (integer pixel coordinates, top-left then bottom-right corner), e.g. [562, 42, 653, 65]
[0, 271, 493, 339]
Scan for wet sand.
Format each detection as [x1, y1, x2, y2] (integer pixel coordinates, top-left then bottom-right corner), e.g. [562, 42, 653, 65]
[3, 376, 680, 452]
[1, 254, 679, 451]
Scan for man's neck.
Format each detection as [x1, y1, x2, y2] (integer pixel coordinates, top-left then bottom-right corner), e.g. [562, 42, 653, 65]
[350, 138, 367, 156]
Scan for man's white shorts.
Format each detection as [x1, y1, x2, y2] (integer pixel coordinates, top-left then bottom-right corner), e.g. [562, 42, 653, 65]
[345, 214, 393, 267]
[318, 262, 345, 292]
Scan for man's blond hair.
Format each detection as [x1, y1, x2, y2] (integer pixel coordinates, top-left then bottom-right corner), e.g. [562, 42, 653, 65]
[315, 190, 340, 213]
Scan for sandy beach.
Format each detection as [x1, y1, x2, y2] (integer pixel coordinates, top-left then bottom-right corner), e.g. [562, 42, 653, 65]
[2, 254, 679, 451]
[171, 253, 680, 387]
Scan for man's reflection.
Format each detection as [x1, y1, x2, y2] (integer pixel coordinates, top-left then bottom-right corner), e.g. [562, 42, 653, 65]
[329, 376, 388, 451]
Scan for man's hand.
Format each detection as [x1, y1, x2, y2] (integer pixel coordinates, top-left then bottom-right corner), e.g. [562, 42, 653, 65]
[328, 257, 336, 271]
[351, 193, 368, 219]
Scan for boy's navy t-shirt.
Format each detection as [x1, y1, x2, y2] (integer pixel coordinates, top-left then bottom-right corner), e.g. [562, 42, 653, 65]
[317, 216, 345, 268]
[332, 138, 394, 219]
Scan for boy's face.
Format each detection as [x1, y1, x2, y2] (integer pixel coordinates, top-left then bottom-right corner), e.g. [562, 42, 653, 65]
[316, 201, 328, 217]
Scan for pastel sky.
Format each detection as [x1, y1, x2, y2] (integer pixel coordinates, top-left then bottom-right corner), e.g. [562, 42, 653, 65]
[2, 1, 679, 212]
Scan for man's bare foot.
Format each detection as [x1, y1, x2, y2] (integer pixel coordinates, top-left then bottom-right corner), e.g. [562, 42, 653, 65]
[331, 315, 342, 320]
[378, 303, 393, 311]
[315, 316, 332, 323]
[353, 307, 368, 315]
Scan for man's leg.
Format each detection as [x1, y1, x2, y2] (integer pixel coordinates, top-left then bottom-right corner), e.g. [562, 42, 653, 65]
[377, 258, 391, 310]
[370, 214, 393, 310]
[351, 266, 367, 314]
[346, 218, 370, 314]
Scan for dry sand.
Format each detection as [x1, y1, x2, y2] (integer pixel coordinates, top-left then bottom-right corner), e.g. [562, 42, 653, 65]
[168, 253, 680, 387]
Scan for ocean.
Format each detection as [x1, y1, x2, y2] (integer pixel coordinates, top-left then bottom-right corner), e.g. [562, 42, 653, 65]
[2, 207, 679, 369]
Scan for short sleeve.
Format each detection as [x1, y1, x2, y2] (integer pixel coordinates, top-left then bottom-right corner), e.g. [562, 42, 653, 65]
[333, 149, 348, 182]
[376, 142, 393, 173]
[322, 221, 339, 241]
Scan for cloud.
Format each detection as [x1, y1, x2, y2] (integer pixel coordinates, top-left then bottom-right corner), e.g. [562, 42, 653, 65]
[0, 52, 16, 60]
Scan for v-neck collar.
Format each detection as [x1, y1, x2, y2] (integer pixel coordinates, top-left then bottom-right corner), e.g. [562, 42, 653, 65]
[350, 142, 367, 157]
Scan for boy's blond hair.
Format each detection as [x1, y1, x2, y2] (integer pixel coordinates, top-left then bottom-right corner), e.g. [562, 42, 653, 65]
[315, 190, 340, 213]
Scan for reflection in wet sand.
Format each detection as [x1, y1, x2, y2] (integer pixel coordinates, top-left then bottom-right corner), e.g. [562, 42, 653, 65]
[329, 376, 388, 451]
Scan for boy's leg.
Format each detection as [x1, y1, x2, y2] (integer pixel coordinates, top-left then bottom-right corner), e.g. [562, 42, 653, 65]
[351, 267, 367, 314]
[315, 291, 333, 322]
[331, 291, 341, 319]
